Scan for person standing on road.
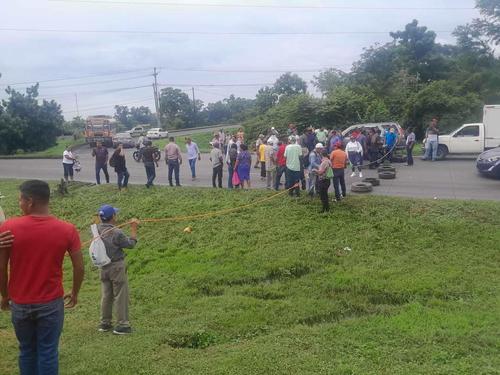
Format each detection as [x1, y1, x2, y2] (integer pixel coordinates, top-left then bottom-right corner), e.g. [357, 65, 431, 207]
[62, 145, 76, 182]
[308, 143, 323, 196]
[254, 134, 264, 169]
[330, 143, 348, 202]
[406, 128, 416, 166]
[284, 136, 302, 197]
[141, 140, 158, 188]
[345, 136, 363, 178]
[210, 143, 224, 188]
[259, 137, 267, 179]
[274, 139, 287, 191]
[315, 127, 328, 145]
[314, 149, 333, 213]
[110, 144, 129, 191]
[235, 144, 252, 189]
[0, 180, 84, 375]
[264, 139, 276, 190]
[366, 128, 380, 169]
[96, 205, 139, 335]
[385, 128, 397, 162]
[92, 141, 110, 184]
[185, 137, 201, 180]
[218, 129, 227, 154]
[227, 143, 238, 189]
[164, 137, 182, 187]
[423, 118, 440, 161]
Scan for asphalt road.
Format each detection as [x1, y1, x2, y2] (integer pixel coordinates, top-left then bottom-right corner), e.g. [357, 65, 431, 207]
[0, 148, 498, 201]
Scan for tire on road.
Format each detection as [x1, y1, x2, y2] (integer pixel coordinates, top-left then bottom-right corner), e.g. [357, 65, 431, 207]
[378, 166, 396, 173]
[392, 156, 407, 163]
[362, 178, 380, 186]
[379, 171, 396, 180]
[351, 182, 373, 193]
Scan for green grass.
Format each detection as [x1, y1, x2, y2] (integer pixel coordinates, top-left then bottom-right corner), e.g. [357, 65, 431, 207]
[153, 129, 237, 153]
[0, 180, 499, 374]
[0, 136, 86, 159]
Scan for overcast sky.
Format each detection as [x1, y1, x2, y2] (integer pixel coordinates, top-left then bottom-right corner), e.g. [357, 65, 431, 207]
[0, 0, 479, 119]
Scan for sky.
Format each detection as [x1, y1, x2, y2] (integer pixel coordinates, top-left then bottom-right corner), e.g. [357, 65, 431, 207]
[0, 0, 480, 119]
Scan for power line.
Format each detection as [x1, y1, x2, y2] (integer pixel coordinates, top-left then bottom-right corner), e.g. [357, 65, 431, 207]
[158, 66, 348, 73]
[159, 83, 273, 87]
[63, 96, 152, 114]
[0, 74, 152, 89]
[0, 27, 455, 36]
[0, 68, 152, 86]
[48, 0, 475, 11]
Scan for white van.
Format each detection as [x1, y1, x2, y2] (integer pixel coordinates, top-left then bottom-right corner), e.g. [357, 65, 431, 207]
[426, 105, 500, 159]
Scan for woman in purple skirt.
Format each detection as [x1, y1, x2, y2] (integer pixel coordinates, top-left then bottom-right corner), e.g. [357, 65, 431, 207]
[235, 144, 252, 189]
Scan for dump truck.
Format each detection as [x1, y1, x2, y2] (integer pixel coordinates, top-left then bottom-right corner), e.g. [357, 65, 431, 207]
[85, 115, 116, 147]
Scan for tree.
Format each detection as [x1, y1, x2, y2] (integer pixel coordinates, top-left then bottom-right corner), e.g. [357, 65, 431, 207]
[159, 88, 194, 129]
[0, 84, 63, 154]
[273, 73, 307, 98]
[473, 0, 500, 44]
[312, 68, 349, 95]
[114, 105, 155, 129]
[255, 86, 278, 113]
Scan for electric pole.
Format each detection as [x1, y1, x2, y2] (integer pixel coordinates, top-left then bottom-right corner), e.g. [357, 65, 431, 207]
[74, 93, 80, 117]
[153, 67, 162, 128]
[191, 87, 196, 115]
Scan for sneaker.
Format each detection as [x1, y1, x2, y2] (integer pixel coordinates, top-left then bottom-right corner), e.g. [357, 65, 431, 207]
[350, 172, 356, 177]
[113, 326, 132, 335]
[98, 323, 112, 332]
[359, 172, 363, 178]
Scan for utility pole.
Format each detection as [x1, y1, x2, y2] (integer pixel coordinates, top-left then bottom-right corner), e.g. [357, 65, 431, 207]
[74, 93, 80, 117]
[191, 87, 196, 115]
[153, 67, 162, 128]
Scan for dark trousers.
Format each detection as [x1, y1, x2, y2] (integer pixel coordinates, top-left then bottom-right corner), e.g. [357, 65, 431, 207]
[228, 165, 234, 188]
[385, 145, 394, 162]
[368, 150, 379, 169]
[212, 164, 223, 188]
[95, 164, 109, 184]
[145, 164, 156, 186]
[275, 165, 286, 190]
[167, 160, 180, 186]
[260, 161, 266, 178]
[286, 168, 301, 197]
[11, 298, 64, 375]
[318, 178, 331, 212]
[63, 163, 73, 181]
[333, 169, 347, 200]
[117, 169, 130, 189]
[406, 145, 414, 165]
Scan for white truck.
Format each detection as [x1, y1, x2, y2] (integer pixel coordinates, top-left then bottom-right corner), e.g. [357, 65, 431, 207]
[428, 105, 500, 159]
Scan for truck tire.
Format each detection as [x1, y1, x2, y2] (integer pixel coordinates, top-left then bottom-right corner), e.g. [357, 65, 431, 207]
[379, 171, 396, 180]
[436, 145, 448, 160]
[378, 165, 396, 173]
[351, 182, 373, 193]
[362, 178, 380, 186]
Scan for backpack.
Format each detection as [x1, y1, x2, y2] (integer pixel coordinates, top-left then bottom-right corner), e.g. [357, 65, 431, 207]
[109, 154, 116, 168]
[326, 165, 334, 179]
[89, 224, 111, 268]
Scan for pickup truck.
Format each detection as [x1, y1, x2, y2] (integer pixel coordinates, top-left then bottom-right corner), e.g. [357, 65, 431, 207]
[127, 126, 148, 137]
[425, 105, 500, 159]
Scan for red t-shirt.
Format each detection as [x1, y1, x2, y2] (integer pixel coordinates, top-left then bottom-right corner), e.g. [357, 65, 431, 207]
[0, 215, 81, 304]
[276, 144, 286, 167]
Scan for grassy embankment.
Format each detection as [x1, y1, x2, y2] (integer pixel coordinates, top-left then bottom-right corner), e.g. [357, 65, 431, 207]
[153, 129, 237, 153]
[0, 179, 498, 374]
[0, 136, 86, 159]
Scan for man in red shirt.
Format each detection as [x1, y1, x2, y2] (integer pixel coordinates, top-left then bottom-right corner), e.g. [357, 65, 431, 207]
[274, 138, 288, 191]
[0, 180, 84, 375]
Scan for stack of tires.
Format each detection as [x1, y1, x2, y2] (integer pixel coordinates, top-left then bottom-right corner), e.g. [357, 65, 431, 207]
[378, 164, 396, 180]
[351, 177, 381, 193]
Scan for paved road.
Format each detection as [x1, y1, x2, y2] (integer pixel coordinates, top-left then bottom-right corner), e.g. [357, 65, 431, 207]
[0, 150, 498, 200]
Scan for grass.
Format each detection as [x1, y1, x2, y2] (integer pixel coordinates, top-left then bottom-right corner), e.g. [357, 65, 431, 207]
[153, 129, 237, 153]
[0, 136, 86, 159]
[0, 179, 499, 374]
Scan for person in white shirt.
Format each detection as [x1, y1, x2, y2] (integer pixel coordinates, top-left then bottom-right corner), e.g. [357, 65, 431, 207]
[62, 146, 76, 182]
[185, 137, 201, 180]
[345, 136, 364, 178]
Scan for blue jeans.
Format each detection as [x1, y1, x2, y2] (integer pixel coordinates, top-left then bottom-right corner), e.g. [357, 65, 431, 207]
[117, 169, 130, 189]
[275, 165, 286, 191]
[228, 165, 234, 188]
[167, 160, 180, 186]
[144, 163, 156, 186]
[188, 158, 197, 178]
[11, 298, 64, 375]
[424, 140, 438, 161]
[286, 168, 301, 196]
[95, 164, 109, 184]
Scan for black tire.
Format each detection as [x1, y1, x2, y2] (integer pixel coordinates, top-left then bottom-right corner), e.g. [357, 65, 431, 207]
[351, 182, 373, 193]
[362, 178, 380, 186]
[391, 156, 407, 163]
[436, 145, 448, 160]
[133, 151, 141, 162]
[379, 171, 396, 180]
[378, 166, 396, 173]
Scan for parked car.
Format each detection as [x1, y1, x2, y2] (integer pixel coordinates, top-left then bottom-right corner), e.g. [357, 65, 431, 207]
[112, 132, 135, 148]
[127, 126, 148, 137]
[476, 147, 500, 178]
[146, 128, 168, 139]
[423, 105, 500, 160]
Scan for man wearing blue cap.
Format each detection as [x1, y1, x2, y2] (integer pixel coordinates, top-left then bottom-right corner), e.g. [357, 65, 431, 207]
[96, 205, 139, 335]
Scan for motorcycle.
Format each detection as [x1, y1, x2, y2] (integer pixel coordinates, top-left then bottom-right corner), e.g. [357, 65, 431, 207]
[133, 144, 161, 163]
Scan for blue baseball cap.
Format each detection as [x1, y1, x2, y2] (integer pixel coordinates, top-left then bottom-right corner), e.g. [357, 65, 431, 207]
[98, 205, 119, 221]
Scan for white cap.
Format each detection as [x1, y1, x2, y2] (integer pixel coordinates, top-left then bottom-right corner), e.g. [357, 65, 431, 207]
[315, 143, 324, 149]
[267, 139, 274, 144]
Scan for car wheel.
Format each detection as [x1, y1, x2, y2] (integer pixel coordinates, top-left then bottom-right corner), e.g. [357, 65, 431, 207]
[436, 145, 448, 160]
[351, 182, 373, 193]
[378, 171, 396, 179]
[362, 178, 380, 186]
